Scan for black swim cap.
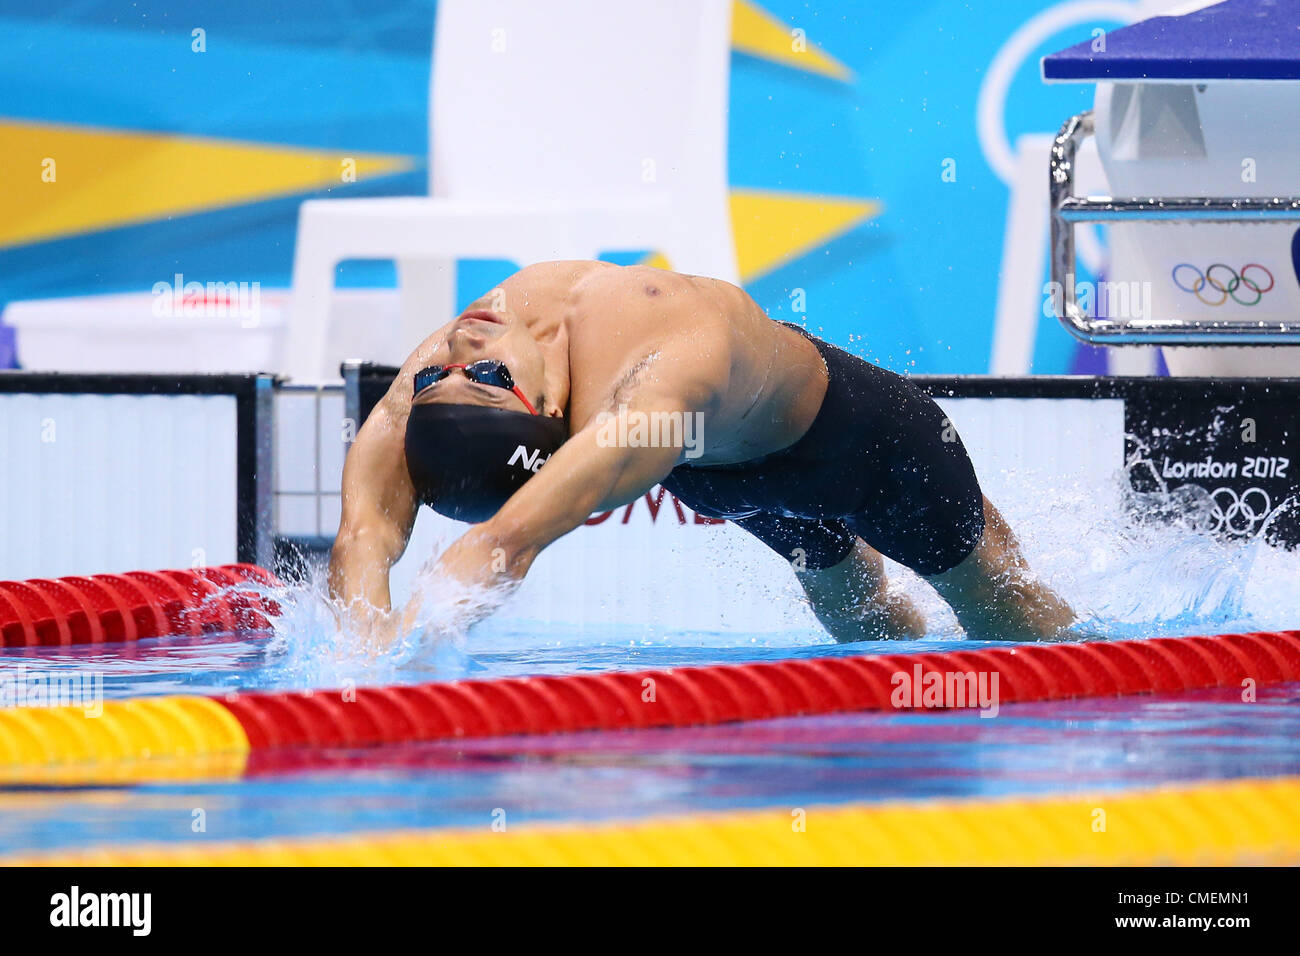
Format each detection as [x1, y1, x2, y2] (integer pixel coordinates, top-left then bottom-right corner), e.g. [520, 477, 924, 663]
[404, 403, 568, 523]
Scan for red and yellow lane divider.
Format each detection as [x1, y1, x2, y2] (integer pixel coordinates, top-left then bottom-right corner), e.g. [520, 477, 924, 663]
[1, 629, 1298, 784]
[0, 697, 249, 784]
[6, 775, 1299, 866]
[0, 564, 278, 647]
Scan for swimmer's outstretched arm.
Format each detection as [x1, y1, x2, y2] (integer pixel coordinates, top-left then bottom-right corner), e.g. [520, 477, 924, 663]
[402, 378, 716, 637]
[328, 333, 458, 645]
[328, 395, 418, 645]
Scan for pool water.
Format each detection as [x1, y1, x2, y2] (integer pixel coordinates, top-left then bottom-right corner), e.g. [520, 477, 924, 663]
[4, 467, 1300, 860]
[1, 681, 1296, 855]
[1, 627, 1298, 857]
[0, 628, 1012, 699]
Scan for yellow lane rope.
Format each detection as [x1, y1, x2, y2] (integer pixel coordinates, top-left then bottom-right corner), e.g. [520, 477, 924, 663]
[6, 775, 1298, 866]
[0, 696, 249, 785]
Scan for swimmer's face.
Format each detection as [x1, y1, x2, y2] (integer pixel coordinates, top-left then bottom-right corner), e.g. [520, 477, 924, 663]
[412, 298, 547, 414]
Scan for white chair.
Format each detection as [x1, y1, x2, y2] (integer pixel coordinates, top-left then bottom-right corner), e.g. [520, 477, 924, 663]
[286, 0, 737, 381]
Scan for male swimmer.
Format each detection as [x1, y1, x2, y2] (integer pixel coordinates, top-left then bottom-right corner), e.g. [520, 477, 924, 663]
[329, 260, 1073, 644]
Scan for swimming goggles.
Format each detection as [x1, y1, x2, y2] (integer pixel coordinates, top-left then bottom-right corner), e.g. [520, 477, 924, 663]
[412, 360, 538, 415]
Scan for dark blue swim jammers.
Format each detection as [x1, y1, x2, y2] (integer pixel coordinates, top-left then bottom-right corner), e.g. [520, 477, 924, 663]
[662, 325, 986, 576]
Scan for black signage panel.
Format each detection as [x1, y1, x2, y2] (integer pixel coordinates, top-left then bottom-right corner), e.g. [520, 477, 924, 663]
[1124, 380, 1300, 548]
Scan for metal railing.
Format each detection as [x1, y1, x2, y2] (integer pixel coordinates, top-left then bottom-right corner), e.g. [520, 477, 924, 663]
[1050, 110, 1300, 345]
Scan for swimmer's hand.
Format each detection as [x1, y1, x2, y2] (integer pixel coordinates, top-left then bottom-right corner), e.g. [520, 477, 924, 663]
[329, 595, 404, 656]
[399, 527, 522, 641]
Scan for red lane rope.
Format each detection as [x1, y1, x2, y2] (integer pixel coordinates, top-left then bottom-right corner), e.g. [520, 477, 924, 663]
[0, 564, 279, 647]
[222, 630, 1300, 758]
[5, 563, 1297, 750]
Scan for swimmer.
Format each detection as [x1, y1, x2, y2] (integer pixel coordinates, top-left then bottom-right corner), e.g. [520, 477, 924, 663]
[328, 261, 1074, 644]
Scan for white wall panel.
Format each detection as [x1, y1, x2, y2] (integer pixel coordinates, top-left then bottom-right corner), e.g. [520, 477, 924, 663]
[273, 385, 345, 539]
[0, 393, 238, 579]
[936, 398, 1126, 510]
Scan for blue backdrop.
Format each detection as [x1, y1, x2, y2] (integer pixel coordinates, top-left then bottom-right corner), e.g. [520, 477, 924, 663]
[0, 0, 1131, 373]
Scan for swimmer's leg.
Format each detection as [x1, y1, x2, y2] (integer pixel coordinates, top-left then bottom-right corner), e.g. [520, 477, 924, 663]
[796, 538, 928, 642]
[923, 496, 1074, 642]
[730, 512, 926, 642]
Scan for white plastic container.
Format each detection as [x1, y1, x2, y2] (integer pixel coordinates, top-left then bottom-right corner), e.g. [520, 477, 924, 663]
[4, 288, 403, 378]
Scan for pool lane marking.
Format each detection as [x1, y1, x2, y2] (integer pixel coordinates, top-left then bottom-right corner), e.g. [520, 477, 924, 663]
[5, 774, 1299, 866]
[1, 629, 1298, 784]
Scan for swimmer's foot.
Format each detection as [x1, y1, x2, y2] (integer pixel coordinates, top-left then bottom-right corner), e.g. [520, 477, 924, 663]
[953, 586, 1078, 642]
[796, 538, 929, 642]
[815, 595, 928, 643]
[805, 584, 929, 642]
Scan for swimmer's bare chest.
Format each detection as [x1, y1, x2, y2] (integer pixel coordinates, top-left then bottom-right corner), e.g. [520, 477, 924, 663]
[513, 262, 827, 465]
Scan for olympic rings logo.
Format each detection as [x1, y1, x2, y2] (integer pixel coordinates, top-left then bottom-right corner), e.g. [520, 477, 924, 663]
[1209, 486, 1271, 536]
[1171, 263, 1274, 307]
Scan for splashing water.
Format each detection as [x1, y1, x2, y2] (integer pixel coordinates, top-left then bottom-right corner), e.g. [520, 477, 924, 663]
[250, 527, 523, 688]
[255, 572, 392, 686]
[982, 450, 1300, 641]
[237, 450, 1300, 683]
